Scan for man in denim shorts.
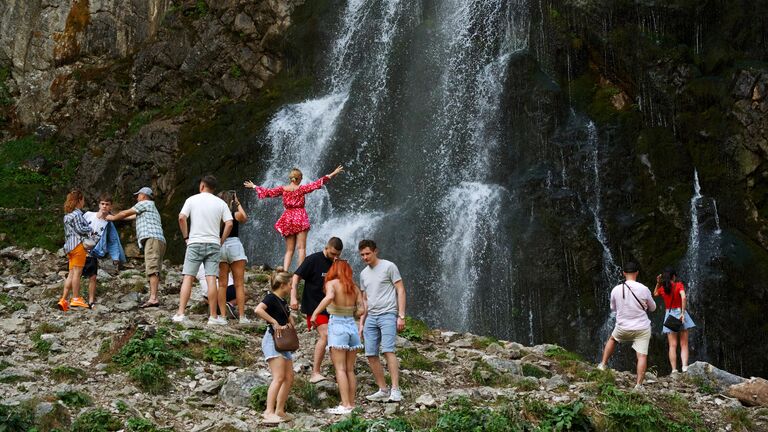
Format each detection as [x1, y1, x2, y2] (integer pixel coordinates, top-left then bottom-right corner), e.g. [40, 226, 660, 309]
[174, 175, 233, 325]
[358, 239, 406, 403]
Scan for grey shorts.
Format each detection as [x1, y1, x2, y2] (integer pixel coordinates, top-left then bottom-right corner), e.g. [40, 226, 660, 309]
[220, 237, 248, 263]
[182, 243, 220, 277]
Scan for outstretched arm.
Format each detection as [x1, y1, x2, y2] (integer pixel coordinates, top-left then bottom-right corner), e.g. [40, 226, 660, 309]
[107, 208, 137, 222]
[244, 180, 284, 199]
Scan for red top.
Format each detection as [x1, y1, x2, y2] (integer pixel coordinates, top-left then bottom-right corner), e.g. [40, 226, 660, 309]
[255, 176, 330, 237]
[657, 281, 685, 309]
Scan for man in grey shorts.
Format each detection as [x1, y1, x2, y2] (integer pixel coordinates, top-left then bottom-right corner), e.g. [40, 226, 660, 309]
[107, 187, 165, 308]
[174, 175, 233, 325]
[597, 261, 656, 390]
[358, 239, 407, 403]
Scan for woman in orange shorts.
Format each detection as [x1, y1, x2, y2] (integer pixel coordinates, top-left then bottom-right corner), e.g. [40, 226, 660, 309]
[59, 190, 93, 310]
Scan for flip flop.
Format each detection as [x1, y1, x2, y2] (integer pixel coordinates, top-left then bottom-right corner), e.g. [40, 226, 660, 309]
[261, 414, 284, 425]
[309, 375, 327, 384]
[140, 301, 160, 308]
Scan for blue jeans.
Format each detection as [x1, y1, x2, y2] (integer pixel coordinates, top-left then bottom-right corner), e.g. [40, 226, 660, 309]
[363, 313, 397, 357]
[328, 315, 363, 351]
[262, 330, 293, 361]
[662, 308, 696, 334]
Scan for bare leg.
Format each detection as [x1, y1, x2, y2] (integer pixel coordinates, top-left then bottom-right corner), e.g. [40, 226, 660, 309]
[283, 235, 296, 270]
[218, 262, 230, 318]
[265, 357, 286, 416]
[636, 352, 648, 385]
[69, 266, 84, 299]
[148, 273, 160, 303]
[667, 332, 679, 371]
[331, 349, 351, 407]
[177, 275, 195, 315]
[275, 360, 294, 416]
[231, 260, 247, 317]
[346, 350, 357, 407]
[296, 230, 308, 267]
[88, 275, 97, 304]
[311, 324, 328, 381]
[206, 275, 218, 318]
[600, 336, 616, 366]
[679, 329, 690, 369]
[383, 352, 400, 390]
[367, 355, 388, 391]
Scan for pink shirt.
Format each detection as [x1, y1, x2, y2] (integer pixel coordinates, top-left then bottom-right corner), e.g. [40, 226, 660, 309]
[610, 280, 656, 330]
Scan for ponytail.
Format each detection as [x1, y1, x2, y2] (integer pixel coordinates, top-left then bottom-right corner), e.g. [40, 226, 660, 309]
[269, 266, 292, 291]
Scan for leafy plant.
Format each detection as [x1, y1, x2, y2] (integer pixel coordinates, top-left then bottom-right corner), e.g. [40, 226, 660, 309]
[0, 293, 25, 313]
[471, 336, 499, 349]
[399, 317, 430, 342]
[126, 417, 174, 432]
[113, 328, 183, 368]
[203, 347, 233, 365]
[432, 397, 525, 431]
[544, 346, 583, 362]
[0, 403, 35, 431]
[250, 385, 269, 411]
[51, 365, 87, 382]
[129, 362, 169, 394]
[538, 400, 592, 431]
[522, 363, 552, 379]
[71, 408, 122, 432]
[57, 390, 93, 408]
[325, 412, 411, 431]
[398, 347, 435, 371]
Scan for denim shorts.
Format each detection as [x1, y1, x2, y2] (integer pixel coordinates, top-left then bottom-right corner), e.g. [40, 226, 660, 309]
[328, 315, 363, 351]
[220, 237, 248, 263]
[662, 308, 696, 334]
[262, 329, 293, 362]
[363, 313, 397, 356]
[182, 243, 220, 276]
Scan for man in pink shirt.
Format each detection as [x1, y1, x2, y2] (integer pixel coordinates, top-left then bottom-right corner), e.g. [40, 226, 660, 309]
[597, 261, 657, 390]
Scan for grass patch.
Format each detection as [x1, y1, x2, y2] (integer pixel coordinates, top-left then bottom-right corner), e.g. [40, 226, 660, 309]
[685, 375, 718, 395]
[513, 377, 539, 391]
[723, 407, 753, 431]
[0, 403, 35, 431]
[57, 390, 93, 408]
[129, 361, 170, 394]
[398, 347, 435, 371]
[71, 408, 122, 432]
[326, 411, 412, 431]
[51, 365, 87, 382]
[471, 336, 499, 350]
[399, 316, 430, 342]
[0, 293, 26, 313]
[471, 359, 513, 387]
[545, 346, 582, 362]
[250, 385, 269, 411]
[522, 363, 552, 379]
[126, 417, 174, 432]
[112, 327, 183, 368]
[203, 347, 234, 365]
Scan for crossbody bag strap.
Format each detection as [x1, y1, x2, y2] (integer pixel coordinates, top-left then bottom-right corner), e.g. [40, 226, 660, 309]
[623, 282, 647, 311]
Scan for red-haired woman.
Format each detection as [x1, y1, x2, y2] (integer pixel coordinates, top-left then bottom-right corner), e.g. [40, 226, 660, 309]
[311, 260, 365, 415]
[59, 189, 93, 311]
[244, 165, 343, 270]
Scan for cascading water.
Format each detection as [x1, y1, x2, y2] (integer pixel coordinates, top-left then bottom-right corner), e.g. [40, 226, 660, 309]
[683, 170, 704, 302]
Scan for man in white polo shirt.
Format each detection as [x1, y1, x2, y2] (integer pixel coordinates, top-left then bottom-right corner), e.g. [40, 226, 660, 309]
[173, 175, 233, 325]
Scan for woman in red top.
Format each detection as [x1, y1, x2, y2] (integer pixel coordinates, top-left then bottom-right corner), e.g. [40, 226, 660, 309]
[244, 165, 343, 270]
[653, 267, 696, 374]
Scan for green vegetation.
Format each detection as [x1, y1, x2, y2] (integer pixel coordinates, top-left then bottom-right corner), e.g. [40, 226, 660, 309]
[399, 317, 430, 342]
[0, 403, 35, 431]
[471, 359, 512, 387]
[51, 365, 87, 382]
[398, 347, 435, 371]
[545, 346, 582, 362]
[685, 375, 718, 395]
[129, 361, 169, 394]
[57, 390, 93, 408]
[112, 328, 184, 368]
[723, 407, 752, 431]
[326, 412, 410, 432]
[203, 347, 234, 365]
[0, 293, 25, 313]
[522, 363, 552, 379]
[125, 417, 174, 432]
[71, 408, 122, 432]
[250, 385, 269, 411]
[471, 336, 499, 349]
[29, 322, 63, 357]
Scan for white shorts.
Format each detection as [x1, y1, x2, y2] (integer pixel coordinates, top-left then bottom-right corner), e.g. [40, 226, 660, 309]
[612, 327, 651, 355]
[220, 238, 248, 263]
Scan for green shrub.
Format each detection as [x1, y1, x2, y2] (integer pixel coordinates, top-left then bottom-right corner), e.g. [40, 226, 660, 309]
[71, 408, 122, 432]
[57, 390, 93, 408]
[513, 377, 539, 391]
[399, 317, 430, 342]
[544, 346, 582, 362]
[326, 412, 411, 431]
[203, 347, 233, 365]
[471, 360, 512, 387]
[538, 400, 592, 431]
[250, 385, 269, 411]
[0, 403, 35, 431]
[51, 365, 87, 382]
[126, 417, 174, 432]
[0, 293, 26, 313]
[398, 347, 435, 371]
[723, 407, 753, 431]
[522, 363, 552, 379]
[472, 336, 499, 349]
[113, 328, 183, 368]
[129, 362, 169, 394]
[432, 397, 525, 431]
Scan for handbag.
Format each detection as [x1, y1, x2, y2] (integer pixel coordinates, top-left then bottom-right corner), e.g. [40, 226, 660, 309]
[664, 314, 684, 332]
[272, 298, 299, 352]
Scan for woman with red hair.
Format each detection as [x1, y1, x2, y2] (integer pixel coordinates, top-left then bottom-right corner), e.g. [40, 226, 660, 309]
[311, 260, 365, 415]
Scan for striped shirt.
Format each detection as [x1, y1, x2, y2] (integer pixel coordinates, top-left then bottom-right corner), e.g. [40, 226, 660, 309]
[63, 209, 91, 253]
[132, 200, 165, 247]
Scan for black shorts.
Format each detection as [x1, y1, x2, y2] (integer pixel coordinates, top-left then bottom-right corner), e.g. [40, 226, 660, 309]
[203, 285, 237, 302]
[82, 256, 99, 278]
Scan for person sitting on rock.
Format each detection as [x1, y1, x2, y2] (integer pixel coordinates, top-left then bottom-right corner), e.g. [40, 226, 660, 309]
[254, 267, 296, 424]
[59, 189, 92, 311]
[597, 261, 656, 391]
[654, 267, 696, 375]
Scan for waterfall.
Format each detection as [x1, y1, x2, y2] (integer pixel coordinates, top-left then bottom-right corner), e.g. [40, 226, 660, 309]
[684, 169, 704, 301]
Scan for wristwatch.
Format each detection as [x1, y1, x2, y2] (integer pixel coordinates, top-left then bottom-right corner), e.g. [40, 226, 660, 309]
[398, 314, 406, 319]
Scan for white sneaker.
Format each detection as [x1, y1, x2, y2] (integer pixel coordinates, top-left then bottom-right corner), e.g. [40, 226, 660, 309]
[326, 405, 353, 415]
[632, 384, 644, 392]
[681, 365, 688, 373]
[239, 317, 253, 324]
[365, 389, 390, 402]
[388, 388, 402, 402]
[670, 369, 680, 376]
[208, 316, 227, 325]
[596, 363, 606, 371]
[172, 314, 187, 323]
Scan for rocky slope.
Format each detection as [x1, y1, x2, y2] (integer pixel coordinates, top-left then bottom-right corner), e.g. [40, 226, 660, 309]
[1, 246, 767, 431]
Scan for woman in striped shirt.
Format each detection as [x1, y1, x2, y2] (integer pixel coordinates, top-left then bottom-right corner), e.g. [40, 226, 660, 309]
[58, 189, 92, 311]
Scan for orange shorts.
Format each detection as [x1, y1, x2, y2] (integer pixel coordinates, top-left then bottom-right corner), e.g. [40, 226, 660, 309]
[67, 243, 87, 269]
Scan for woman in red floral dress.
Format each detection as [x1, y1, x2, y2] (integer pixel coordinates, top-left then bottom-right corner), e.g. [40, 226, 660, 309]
[245, 165, 343, 270]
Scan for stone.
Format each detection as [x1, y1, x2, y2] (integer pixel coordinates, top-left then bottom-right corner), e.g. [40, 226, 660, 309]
[483, 356, 522, 376]
[0, 318, 26, 333]
[218, 371, 270, 407]
[727, 377, 768, 407]
[197, 379, 224, 394]
[415, 393, 437, 407]
[545, 374, 569, 391]
[233, 13, 257, 35]
[686, 361, 746, 391]
[485, 342, 505, 355]
[449, 338, 473, 348]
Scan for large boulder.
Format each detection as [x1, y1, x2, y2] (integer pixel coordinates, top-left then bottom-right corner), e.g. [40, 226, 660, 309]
[727, 377, 768, 407]
[686, 361, 746, 392]
[218, 371, 270, 407]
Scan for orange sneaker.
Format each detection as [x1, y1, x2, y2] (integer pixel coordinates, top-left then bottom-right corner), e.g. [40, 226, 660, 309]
[57, 298, 69, 311]
[70, 297, 90, 308]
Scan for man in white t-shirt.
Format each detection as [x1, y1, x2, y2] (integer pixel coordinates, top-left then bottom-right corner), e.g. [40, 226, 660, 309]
[173, 175, 233, 325]
[358, 239, 407, 403]
[81, 194, 117, 307]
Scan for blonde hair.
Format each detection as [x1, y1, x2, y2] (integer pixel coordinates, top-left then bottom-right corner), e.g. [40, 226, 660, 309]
[63, 189, 84, 213]
[288, 168, 303, 184]
[269, 266, 293, 291]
